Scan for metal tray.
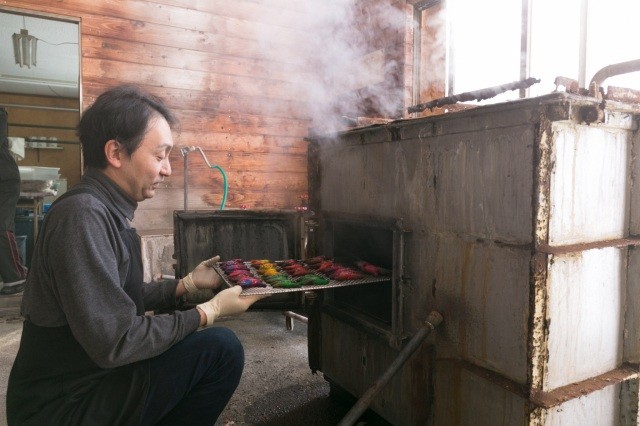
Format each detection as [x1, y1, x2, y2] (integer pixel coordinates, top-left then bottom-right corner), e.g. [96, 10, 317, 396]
[214, 261, 390, 296]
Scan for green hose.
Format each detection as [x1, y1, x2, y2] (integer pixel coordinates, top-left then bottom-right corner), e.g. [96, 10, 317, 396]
[210, 165, 228, 210]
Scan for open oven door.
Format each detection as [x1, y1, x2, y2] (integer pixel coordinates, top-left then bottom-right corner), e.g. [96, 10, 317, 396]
[173, 209, 304, 310]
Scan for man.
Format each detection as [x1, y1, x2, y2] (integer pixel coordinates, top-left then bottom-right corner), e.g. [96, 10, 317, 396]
[0, 107, 28, 295]
[7, 85, 268, 425]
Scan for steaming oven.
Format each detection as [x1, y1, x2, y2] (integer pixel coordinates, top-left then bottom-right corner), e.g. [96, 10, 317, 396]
[175, 92, 640, 425]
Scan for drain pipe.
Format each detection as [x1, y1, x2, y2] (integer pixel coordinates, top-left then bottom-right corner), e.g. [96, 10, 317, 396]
[338, 310, 443, 426]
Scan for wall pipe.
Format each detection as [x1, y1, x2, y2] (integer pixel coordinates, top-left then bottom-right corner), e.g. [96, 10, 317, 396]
[338, 310, 443, 426]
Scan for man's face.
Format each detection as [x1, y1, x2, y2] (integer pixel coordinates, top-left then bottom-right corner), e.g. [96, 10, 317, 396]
[118, 116, 173, 202]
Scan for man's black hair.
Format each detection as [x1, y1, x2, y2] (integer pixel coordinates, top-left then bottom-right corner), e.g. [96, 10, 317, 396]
[77, 85, 177, 169]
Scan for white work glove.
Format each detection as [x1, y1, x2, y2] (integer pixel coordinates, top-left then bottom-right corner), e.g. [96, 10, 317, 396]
[197, 286, 270, 326]
[182, 255, 223, 293]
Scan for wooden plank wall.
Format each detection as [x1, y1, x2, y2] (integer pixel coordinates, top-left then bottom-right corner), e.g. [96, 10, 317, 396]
[1, 0, 312, 231]
[2, 0, 412, 230]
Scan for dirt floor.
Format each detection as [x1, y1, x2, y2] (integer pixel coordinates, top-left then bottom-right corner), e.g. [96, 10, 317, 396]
[0, 293, 390, 426]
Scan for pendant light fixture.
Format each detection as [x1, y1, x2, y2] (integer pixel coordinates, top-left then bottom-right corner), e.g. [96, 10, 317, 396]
[12, 20, 37, 68]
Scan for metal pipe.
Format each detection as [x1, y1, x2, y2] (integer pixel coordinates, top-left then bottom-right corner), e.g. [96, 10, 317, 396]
[519, 0, 532, 98]
[338, 311, 443, 426]
[180, 146, 197, 210]
[180, 145, 209, 210]
[590, 59, 640, 88]
[283, 311, 308, 331]
[283, 311, 308, 323]
[578, 0, 588, 89]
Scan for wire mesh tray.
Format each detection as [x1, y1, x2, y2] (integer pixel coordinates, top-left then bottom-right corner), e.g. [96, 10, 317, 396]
[214, 260, 390, 296]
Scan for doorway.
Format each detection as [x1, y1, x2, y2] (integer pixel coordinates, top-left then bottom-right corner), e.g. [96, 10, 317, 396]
[0, 7, 81, 266]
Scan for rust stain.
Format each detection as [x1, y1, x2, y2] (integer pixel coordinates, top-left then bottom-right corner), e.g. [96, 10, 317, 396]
[528, 115, 553, 392]
[538, 237, 640, 255]
[530, 364, 639, 409]
[605, 86, 640, 104]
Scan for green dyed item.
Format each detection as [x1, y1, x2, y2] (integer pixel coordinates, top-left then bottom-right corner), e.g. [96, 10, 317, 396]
[271, 280, 301, 288]
[296, 274, 330, 286]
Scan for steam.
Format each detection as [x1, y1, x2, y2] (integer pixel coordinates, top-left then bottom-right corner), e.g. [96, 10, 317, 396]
[253, 0, 409, 134]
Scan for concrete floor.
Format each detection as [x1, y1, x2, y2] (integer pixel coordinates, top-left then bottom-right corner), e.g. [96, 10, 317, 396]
[0, 293, 390, 426]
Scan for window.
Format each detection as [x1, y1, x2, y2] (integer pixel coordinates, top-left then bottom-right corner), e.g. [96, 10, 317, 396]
[413, 0, 640, 109]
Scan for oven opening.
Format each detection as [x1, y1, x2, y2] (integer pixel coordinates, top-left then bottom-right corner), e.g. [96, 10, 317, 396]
[325, 220, 394, 327]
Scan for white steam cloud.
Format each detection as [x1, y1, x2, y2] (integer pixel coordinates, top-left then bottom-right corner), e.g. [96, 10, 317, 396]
[253, 0, 409, 134]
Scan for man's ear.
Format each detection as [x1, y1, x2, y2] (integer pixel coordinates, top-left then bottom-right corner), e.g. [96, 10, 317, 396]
[104, 139, 123, 168]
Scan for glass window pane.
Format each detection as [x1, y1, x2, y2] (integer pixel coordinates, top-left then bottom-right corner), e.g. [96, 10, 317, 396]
[529, 0, 582, 96]
[587, 0, 640, 90]
[448, 0, 522, 103]
[418, 4, 447, 104]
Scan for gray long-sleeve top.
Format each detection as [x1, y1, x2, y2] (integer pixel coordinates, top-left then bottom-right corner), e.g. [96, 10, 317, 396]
[21, 169, 201, 368]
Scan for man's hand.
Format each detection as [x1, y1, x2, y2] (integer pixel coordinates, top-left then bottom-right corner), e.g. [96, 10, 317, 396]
[182, 255, 223, 293]
[196, 286, 270, 326]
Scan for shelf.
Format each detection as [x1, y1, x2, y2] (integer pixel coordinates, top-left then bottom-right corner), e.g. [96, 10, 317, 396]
[26, 146, 63, 150]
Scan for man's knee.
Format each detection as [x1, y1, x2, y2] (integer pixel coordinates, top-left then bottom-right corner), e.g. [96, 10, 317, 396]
[199, 327, 244, 373]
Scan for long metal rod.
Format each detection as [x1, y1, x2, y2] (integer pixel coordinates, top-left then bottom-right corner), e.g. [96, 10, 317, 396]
[519, 0, 532, 98]
[408, 78, 540, 113]
[578, 0, 588, 89]
[338, 311, 443, 426]
[283, 311, 308, 324]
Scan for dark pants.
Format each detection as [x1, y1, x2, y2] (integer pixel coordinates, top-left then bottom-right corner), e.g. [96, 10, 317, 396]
[140, 326, 244, 426]
[0, 146, 26, 284]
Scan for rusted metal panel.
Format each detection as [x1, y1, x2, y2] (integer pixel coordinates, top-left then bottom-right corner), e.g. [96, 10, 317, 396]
[430, 126, 535, 244]
[620, 377, 640, 425]
[548, 122, 632, 245]
[631, 129, 640, 235]
[433, 360, 528, 425]
[424, 234, 531, 384]
[321, 313, 432, 425]
[624, 247, 640, 363]
[545, 247, 626, 390]
[399, 98, 549, 140]
[317, 126, 536, 245]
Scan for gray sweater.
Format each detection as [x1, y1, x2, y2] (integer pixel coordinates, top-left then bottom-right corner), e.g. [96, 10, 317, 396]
[21, 169, 201, 368]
